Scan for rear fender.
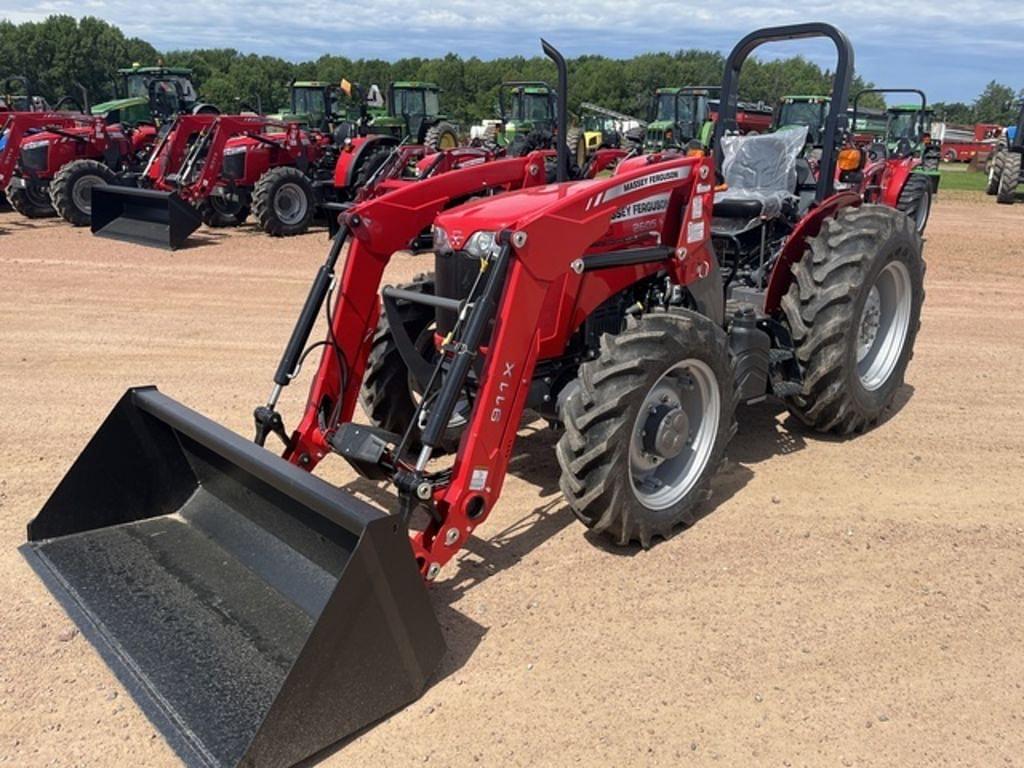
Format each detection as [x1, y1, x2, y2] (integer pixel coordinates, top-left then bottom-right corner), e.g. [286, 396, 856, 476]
[334, 134, 400, 190]
[880, 158, 917, 208]
[763, 190, 862, 314]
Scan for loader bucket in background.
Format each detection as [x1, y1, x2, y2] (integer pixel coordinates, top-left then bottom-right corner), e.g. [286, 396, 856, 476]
[25, 387, 445, 768]
[90, 186, 202, 250]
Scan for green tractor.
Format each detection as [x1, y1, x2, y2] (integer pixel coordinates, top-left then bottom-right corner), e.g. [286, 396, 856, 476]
[644, 86, 718, 150]
[644, 86, 773, 151]
[268, 81, 347, 133]
[885, 100, 941, 192]
[90, 65, 215, 126]
[363, 82, 458, 150]
[773, 95, 833, 145]
[479, 81, 560, 154]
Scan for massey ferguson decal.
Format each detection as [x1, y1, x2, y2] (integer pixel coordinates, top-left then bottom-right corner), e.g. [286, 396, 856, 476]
[610, 193, 671, 222]
[585, 166, 691, 210]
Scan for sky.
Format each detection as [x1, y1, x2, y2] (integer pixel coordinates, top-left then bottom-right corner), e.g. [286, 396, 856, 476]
[3, 1, 1023, 104]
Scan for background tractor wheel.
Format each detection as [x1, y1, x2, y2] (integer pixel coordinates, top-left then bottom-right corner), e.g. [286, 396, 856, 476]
[252, 166, 315, 236]
[197, 196, 250, 227]
[556, 310, 736, 548]
[985, 145, 1006, 195]
[350, 145, 393, 196]
[996, 152, 1021, 205]
[7, 182, 55, 218]
[781, 205, 925, 435]
[359, 273, 467, 454]
[566, 126, 585, 168]
[896, 173, 932, 234]
[50, 159, 116, 226]
[424, 121, 459, 151]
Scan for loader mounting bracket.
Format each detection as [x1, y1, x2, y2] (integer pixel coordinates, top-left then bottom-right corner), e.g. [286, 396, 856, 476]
[253, 404, 288, 447]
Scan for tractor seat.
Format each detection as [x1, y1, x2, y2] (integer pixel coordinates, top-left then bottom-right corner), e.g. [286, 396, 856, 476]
[713, 126, 809, 221]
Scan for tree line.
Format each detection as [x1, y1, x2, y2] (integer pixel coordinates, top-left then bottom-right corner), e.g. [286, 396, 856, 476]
[2, 15, 1021, 126]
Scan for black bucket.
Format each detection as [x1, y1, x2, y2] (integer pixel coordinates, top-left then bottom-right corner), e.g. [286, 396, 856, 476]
[25, 387, 445, 767]
[90, 186, 202, 250]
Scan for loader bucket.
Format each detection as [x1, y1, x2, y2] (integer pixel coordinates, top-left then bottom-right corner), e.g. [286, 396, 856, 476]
[90, 186, 202, 250]
[25, 387, 445, 768]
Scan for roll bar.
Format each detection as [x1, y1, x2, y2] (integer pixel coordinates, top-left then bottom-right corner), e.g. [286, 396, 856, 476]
[714, 23, 855, 202]
[852, 88, 927, 142]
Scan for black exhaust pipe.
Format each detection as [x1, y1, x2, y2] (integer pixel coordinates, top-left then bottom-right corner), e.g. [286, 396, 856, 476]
[541, 39, 569, 183]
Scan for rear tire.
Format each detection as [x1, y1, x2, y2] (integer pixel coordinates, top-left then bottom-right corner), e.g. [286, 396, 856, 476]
[350, 145, 393, 196]
[985, 145, 1005, 195]
[252, 166, 315, 236]
[7, 182, 55, 218]
[896, 173, 931, 234]
[781, 205, 925, 435]
[50, 159, 118, 226]
[423, 121, 459, 151]
[996, 152, 1021, 205]
[556, 310, 736, 548]
[197, 196, 250, 227]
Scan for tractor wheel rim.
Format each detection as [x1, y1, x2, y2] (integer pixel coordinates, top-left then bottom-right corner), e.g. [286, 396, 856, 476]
[628, 358, 720, 511]
[274, 182, 308, 225]
[439, 133, 457, 150]
[72, 175, 103, 214]
[856, 260, 912, 391]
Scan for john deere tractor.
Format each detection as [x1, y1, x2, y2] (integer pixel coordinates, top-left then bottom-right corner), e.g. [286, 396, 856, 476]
[269, 81, 347, 133]
[90, 65, 215, 126]
[480, 81, 560, 154]
[774, 95, 831, 144]
[885, 98, 941, 192]
[644, 86, 719, 150]
[361, 82, 458, 150]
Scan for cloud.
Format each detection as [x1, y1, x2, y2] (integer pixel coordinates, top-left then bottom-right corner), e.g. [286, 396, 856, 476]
[2, 0, 1021, 102]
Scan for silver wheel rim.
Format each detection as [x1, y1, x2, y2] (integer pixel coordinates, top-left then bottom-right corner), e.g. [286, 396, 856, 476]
[628, 358, 720, 510]
[72, 175, 104, 214]
[273, 182, 308, 225]
[856, 260, 912, 391]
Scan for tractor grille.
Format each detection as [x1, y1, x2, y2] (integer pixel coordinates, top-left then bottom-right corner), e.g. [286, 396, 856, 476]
[20, 143, 48, 172]
[222, 151, 245, 180]
[434, 249, 479, 334]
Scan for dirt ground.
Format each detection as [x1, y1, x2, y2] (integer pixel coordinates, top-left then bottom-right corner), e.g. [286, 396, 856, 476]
[0, 190, 1022, 768]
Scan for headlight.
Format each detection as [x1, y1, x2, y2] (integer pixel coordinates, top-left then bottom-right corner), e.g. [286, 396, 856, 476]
[223, 145, 247, 156]
[22, 139, 49, 150]
[432, 225, 451, 253]
[464, 230, 499, 259]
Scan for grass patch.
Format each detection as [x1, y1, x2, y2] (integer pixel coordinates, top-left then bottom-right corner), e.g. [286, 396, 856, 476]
[939, 168, 988, 192]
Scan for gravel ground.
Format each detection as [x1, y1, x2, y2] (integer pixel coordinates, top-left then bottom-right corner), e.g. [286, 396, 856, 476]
[0, 190, 1022, 767]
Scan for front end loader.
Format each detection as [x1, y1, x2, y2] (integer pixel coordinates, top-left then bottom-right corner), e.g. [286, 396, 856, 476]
[27, 26, 926, 766]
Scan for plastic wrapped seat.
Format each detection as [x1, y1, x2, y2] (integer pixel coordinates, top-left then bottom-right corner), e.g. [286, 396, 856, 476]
[714, 126, 809, 220]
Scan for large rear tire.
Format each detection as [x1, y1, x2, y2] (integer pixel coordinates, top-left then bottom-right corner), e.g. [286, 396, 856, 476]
[556, 310, 736, 548]
[985, 145, 1005, 195]
[252, 166, 315, 236]
[781, 205, 925, 435]
[7, 181, 55, 218]
[349, 145, 393, 197]
[423, 121, 459, 152]
[50, 159, 117, 226]
[996, 152, 1021, 205]
[896, 173, 931, 234]
[359, 274, 466, 453]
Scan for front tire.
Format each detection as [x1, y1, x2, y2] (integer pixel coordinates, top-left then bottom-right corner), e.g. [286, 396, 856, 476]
[50, 159, 117, 226]
[896, 173, 931, 234]
[7, 181, 55, 218]
[781, 205, 925, 435]
[985, 145, 1005, 195]
[424, 121, 459, 151]
[556, 310, 736, 548]
[197, 196, 250, 227]
[252, 166, 315, 236]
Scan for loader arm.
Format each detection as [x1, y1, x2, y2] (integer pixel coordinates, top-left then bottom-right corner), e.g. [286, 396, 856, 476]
[281, 153, 552, 468]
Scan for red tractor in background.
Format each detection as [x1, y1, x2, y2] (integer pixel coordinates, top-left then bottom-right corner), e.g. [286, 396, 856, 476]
[839, 88, 936, 233]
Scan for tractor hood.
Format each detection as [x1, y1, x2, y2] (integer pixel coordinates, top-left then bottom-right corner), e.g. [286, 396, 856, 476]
[90, 96, 148, 118]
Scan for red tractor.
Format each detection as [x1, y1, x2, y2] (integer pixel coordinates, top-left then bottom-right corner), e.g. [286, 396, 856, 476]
[27, 26, 925, 768]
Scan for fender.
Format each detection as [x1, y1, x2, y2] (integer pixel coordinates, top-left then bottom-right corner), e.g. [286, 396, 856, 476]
[333, 134, 400, 190]
[763, 190, 862, 313]
[880, 158, 917, 209]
